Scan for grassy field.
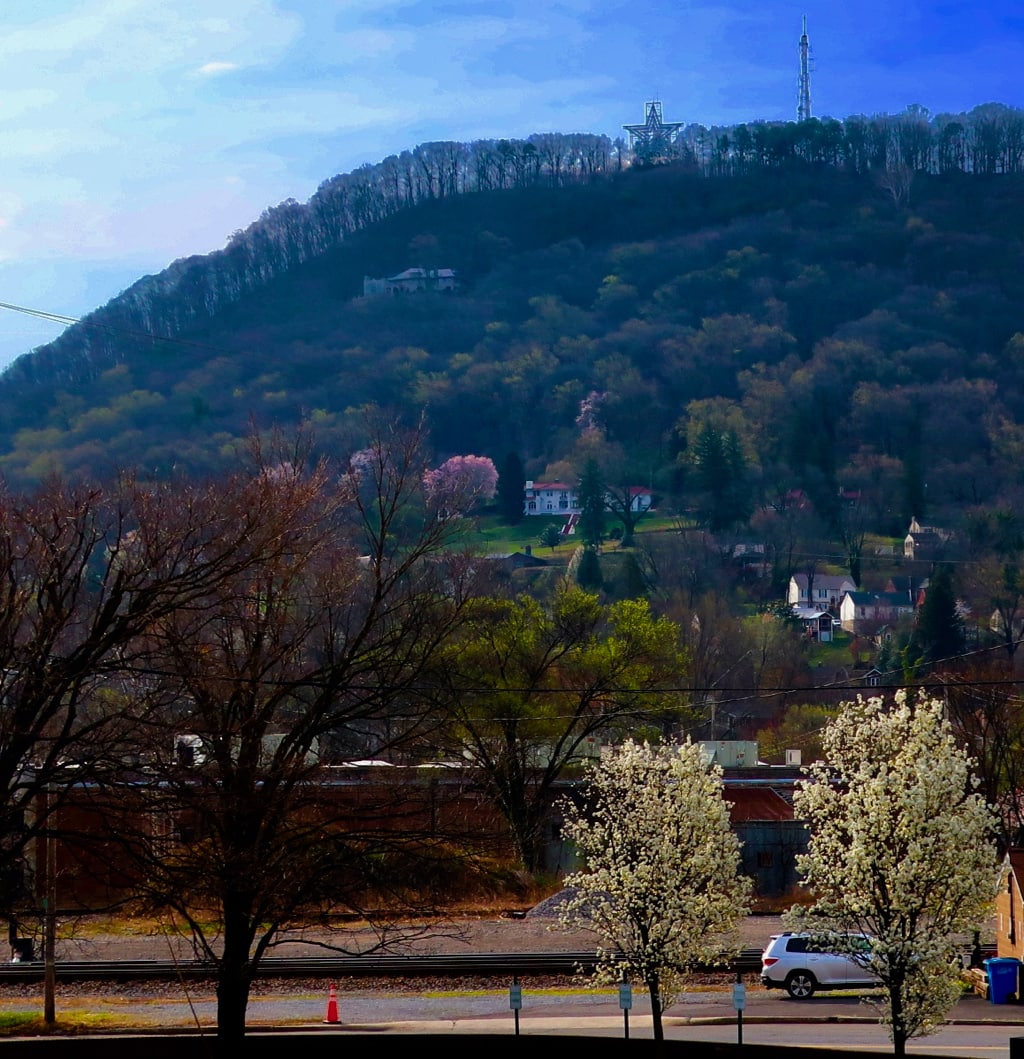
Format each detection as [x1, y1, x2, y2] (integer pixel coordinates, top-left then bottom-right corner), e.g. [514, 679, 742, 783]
[460, 512, 680, 558]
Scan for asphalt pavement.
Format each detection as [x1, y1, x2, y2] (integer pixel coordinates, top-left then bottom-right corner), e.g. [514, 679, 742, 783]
[4, 913, 1018, 1041]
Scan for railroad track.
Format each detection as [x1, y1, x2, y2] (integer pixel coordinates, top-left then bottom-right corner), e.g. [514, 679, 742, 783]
[0, 949, 766, 983]
[0, 945, 992, 984]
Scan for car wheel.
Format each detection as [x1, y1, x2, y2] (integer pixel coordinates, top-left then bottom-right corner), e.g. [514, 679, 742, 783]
[785, 970, 817, 999]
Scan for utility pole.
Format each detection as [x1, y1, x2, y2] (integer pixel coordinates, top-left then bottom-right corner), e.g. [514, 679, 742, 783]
[43, 789, 56, 1026]
[797, 15, 812, 122]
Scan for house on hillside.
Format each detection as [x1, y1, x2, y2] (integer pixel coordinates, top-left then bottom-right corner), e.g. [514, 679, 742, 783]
[618, 486, 654, 513]
[791, 607, 834, 642]
[839, 591, 915, 635]
[904, 517, 953, 561]
[885, 575, 927, 605]
[733, 542, 769, 578]
[855, 665, 884, 687]
[522, 481, 653, 516]
[524, 481, 579, 516]
[990, 609, 1024, 642]
[787, 573, 857, 612]
[362, 267, 458, 296]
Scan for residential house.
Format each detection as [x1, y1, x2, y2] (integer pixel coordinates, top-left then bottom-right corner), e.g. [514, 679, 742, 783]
[791, 606, 834, 642]
[903, 517, 953, 561]
[362, 267, 458, 296]
[787, 573, 857, 612]
[524, 481, 579, 516]
[839, 591, 915, 635]
[885, 575, 927, 605]
[857, 665, 883, 687]
[733, 541, 770, 578]
[619, 486, 654, 512]
[990, 608, 1024, 642]
[522, 481, 653, 517]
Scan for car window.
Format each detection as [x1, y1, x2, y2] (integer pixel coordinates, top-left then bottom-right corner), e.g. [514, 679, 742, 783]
[785, 937, 809, 953]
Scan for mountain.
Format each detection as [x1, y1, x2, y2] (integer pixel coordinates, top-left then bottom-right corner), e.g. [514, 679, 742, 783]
[4, 119, 1024, 533]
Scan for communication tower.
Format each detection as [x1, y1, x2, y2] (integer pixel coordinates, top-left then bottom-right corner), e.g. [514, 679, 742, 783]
[797, 15, 812, 122]
[623, 100, 683, 165]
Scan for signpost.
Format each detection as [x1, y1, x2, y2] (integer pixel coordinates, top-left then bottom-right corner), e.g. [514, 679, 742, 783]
[733, 973, 747, 1045]
[619, 971, 633, 1039]
[510, 976, 522, 1037]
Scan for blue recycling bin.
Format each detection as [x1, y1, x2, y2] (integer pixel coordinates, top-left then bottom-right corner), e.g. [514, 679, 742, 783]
[986, 958, 1021, 1004]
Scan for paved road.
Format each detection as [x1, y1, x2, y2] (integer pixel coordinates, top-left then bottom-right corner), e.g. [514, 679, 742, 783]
[9, 981, 1024, 1036]
[260, 988, 1024, 1056]
[1, 914, 1010, 1054]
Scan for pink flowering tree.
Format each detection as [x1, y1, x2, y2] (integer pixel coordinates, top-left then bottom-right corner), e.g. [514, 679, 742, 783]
[423, 455, 498, 517]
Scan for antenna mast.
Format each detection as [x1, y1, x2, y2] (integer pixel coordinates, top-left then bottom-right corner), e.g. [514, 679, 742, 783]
[797, 15, 812, 122]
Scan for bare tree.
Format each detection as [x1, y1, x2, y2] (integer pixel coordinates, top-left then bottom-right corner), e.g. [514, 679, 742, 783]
[0, 460, 339, 950]
[944, 669, 1024, 847]
[107, 423, 472, 1042]
[876, 163, 914, 207]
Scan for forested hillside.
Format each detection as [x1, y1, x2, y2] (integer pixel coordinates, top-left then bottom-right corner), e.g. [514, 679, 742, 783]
[4, 106, 1024, 534]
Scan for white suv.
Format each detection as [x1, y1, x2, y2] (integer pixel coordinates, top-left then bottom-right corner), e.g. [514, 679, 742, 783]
[761, 932, 879, 998]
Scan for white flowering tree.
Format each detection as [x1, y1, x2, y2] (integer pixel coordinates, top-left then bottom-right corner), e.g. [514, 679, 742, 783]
[558, 739, 751, 1040]
[789, 692, 1003, 1057]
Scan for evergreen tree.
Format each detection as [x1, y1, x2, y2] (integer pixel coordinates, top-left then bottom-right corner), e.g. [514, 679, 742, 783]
[497, 451, 525, 524]
[576, 546, 603, 591]
[576, 459, 606, 547]
[618, 551, 648, 599]
[913, 565, 965, 665]
[692, 426, 750, 532]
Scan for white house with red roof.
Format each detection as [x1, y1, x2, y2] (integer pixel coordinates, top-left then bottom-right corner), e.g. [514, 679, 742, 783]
[523, 481, 653, 516]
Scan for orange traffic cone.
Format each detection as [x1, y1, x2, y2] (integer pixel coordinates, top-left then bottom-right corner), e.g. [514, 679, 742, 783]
[324, 982, 339, 1024]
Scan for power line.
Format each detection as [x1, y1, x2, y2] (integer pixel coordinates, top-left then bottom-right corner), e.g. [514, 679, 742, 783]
[0, 300, 244, 359]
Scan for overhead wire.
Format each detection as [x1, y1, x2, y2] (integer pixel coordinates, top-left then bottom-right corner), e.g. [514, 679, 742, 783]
[0, 299, 247, 359]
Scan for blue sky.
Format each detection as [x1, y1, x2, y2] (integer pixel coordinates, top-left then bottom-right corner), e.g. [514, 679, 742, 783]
[1, 0, 1023, 371]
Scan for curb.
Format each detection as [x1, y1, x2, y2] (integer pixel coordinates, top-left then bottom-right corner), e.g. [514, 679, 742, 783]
[669, 1014, 1024, 1027]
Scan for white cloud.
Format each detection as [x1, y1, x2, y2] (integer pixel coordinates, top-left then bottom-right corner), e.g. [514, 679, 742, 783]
[195, 61, 240, 77]
[0, 0, 1020, 375]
